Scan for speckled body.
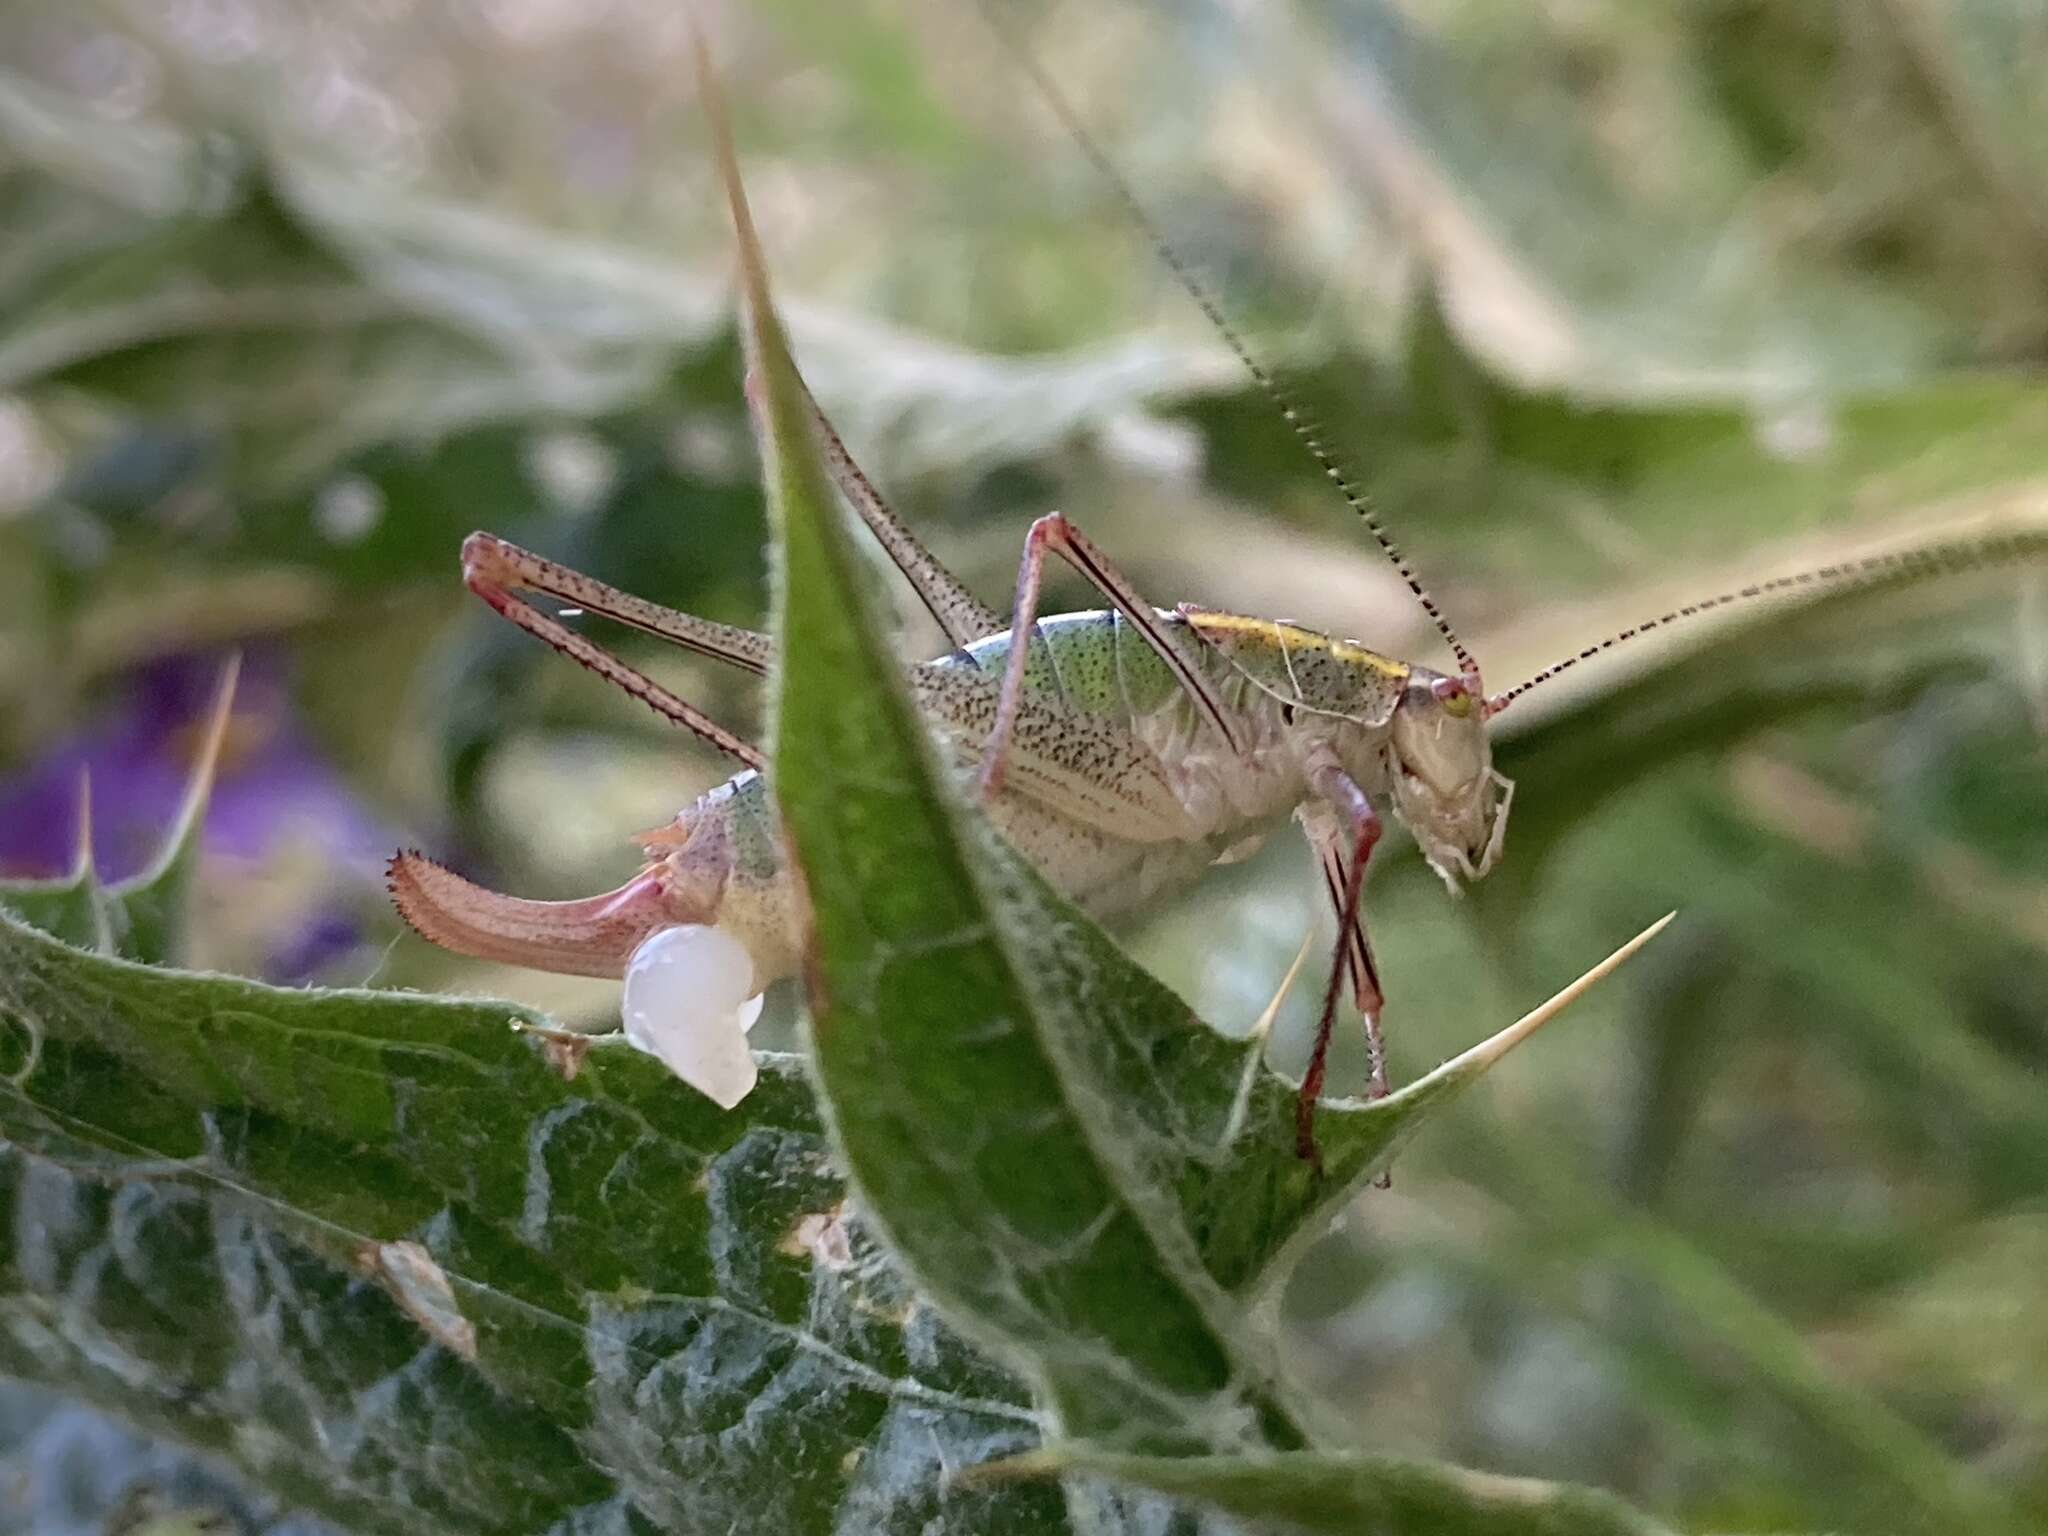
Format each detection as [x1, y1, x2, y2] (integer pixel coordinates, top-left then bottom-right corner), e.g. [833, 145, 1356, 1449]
[657, 607, 1427, 990]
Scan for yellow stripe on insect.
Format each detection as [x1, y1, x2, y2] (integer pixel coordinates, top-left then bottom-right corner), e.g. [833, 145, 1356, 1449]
[1328, 640, 1410, 677]
[1185, 611, 1410, 679]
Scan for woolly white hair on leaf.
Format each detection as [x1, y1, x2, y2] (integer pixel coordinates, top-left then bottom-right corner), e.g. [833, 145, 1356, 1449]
[621, 924, 764, 1108]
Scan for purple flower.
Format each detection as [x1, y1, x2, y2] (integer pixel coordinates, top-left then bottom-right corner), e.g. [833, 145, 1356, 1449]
[0, 649, 393, 981]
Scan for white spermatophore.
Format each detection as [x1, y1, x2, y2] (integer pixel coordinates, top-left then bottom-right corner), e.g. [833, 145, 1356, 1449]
[621, 924, 764, 1108]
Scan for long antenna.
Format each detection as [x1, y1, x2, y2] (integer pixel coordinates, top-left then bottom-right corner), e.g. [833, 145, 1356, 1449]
[973, 0, 1482, 694]
[1485, 528, 2048, 716]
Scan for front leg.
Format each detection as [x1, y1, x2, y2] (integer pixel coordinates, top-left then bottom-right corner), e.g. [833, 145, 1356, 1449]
[980, 512, 1241, 798]
[1297, 757, 1385, 1171]
[1301, 806, 1387, 1094]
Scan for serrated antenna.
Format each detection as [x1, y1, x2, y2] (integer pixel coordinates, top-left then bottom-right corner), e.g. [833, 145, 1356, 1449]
[1484, 528, 2048, 716]
[974, 0, 1482, 695]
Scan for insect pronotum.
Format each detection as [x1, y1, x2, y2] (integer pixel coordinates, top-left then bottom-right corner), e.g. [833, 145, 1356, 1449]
[390, 22, 2046, 1166]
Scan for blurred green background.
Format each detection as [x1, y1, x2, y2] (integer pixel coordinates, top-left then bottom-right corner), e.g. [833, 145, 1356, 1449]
[2, 0, 2045, 1531]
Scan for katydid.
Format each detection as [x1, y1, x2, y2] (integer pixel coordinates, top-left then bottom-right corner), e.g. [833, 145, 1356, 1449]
[390, 38, 2046, 1166]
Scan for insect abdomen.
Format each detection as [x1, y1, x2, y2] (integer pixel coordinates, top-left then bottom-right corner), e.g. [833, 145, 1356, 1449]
[956, 608, 1199, 725]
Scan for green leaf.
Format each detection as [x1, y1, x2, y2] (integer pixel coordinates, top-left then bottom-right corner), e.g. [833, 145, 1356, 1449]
[1217, 916, 1675, 1301]
[720, 61, 1284, 1451]
[979, 1445, 1680, 1536]
[0, 906, 1065, 1535]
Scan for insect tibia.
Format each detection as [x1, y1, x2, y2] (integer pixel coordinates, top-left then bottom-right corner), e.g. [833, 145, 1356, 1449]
[971, 0, 1479, 692]
[1486, 524, 2048, 716]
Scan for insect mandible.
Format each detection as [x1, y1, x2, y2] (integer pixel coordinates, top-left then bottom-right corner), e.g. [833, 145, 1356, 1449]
[390, 26, 2045, 1168]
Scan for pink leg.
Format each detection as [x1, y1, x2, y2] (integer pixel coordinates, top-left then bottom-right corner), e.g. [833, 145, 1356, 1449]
[1298, 761, 1384, 1172]
[462, 545, 764, 772]
[1312, 829, 1387, 1098]
[980, 512, 1239, 798]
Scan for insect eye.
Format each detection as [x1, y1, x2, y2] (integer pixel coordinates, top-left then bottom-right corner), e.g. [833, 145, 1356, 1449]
[1430, 677, 1474, 718]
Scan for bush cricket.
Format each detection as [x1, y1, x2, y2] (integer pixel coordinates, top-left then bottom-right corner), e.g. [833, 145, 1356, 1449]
[390, 31, 2045, 1167]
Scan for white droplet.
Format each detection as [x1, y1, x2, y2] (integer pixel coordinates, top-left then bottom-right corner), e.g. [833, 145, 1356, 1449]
[1755, 399, 1834, 463]
[621, 925, 763, 1109]
[314, 474, 383, 544]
